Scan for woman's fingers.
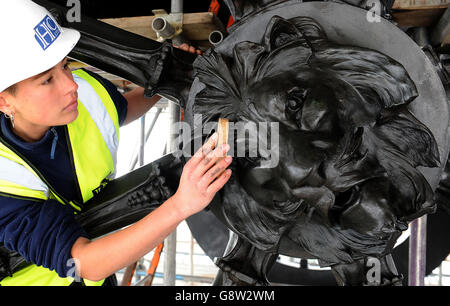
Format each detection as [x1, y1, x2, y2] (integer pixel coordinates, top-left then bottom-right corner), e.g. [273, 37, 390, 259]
[184, 132, 232, 194]
[198, 155, 232, 190]
[175, 43, 202, 55]
[202, 143, 229, 167]
[187, 133, 218, 169]
[200, 133, 219, 156]
[206, 169, 232, 194]
[193, 143, 230, 179]
[177, 43, 190, 52]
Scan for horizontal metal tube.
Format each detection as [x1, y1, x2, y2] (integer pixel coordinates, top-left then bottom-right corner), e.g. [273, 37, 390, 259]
[152, 17, 175, 39]
[209, 30, 224, 47]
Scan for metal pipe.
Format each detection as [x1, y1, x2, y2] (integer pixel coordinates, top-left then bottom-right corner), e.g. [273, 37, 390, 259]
[171, 0, 184, 14]
[129, 108, 163, 171]
[209, 30, 224, 47]
[134, 272, 214, 286]
[120, 262, 137, 286]
[139, 116, 146, 167]
[120, 109, 147, 286]
[409, 27, 430, 48]
[408, 216, 427, 286]
[164, 231, 177, 286]
[170, 0, 190, 47]
[431, 7, 449, 46]
[163, 101, 181, 286]
[152, 17, 176, 39]
[190, 234, 194, 285]
[408, 24, 434, 287]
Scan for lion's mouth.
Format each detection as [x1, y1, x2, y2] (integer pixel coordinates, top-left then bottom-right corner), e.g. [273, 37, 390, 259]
[288, 183, 363, 224]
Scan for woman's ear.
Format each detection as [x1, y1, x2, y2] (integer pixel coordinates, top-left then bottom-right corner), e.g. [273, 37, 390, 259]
[0, 93, 14, 114]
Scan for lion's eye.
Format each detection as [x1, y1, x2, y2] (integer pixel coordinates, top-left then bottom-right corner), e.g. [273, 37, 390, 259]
[287, 98, 302, 110]
[286, 87, 308, 124]
[287, 87, 307, 110]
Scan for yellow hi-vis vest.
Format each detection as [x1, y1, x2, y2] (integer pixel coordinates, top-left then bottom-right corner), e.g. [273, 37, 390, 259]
[0, 69, 120, 286]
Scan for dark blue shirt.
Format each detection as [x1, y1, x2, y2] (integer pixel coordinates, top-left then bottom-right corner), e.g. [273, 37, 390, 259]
[0, 69, 128, 278]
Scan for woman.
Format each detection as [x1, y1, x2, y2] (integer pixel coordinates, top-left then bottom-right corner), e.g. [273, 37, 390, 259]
[0, 0, 232, 286]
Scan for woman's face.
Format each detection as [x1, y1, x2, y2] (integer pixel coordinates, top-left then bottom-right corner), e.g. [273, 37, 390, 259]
[2, 58, 79, 129]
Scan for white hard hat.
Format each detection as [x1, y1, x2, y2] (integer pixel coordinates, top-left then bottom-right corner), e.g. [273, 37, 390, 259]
[0, 0, 81, 92]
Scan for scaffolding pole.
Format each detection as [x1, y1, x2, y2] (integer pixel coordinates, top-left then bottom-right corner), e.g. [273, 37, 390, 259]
[163, 100, 181, 286]
[408, 215, 427, 286]
[163, 0, 184, 286]
[129, 108, 163, 170]
[120, 113, 147, 286]
[171, 0, 183, 14]
[139, 115, 146, 166]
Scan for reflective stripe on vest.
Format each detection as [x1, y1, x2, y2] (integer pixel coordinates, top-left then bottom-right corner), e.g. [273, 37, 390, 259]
[72, 69, 120, 175]
[69, 69, 120, 202]
[0, 69, 119, 286]
[0, 157, 49, 200]
[0, 140, 71, 207]
[0, 265, 105, 286]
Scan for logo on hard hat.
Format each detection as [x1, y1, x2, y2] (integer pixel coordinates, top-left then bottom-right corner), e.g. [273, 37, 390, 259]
[34, 15, 61, 51]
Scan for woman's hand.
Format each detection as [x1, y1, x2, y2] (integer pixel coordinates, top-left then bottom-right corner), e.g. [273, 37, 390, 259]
[171, 133, 232, 219]
[71, 135, 232, 282]
[175, 43, 203, 55]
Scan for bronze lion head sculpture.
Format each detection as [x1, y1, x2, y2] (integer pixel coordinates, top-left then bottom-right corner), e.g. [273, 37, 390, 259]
[188, 15, 440, 284]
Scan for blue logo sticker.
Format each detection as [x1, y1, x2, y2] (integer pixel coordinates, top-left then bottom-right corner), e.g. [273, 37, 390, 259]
[34, 15, 61, 50]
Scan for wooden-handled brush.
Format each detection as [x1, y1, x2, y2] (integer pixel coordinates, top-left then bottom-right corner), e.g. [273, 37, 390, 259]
[217, 118, 229, 147]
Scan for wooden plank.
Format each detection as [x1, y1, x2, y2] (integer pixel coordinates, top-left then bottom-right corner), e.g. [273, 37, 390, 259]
[444, 34, 450, 44]
[392, 8, 446, 26]
[100, 12, 223, 43]
[393, 0, 450, 10]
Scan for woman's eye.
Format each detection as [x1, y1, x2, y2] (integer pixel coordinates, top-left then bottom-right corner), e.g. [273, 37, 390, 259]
[42, 77, 52, 85]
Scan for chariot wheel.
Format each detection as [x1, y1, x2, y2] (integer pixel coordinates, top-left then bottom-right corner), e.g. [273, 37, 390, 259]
[187, 202, 450, 285]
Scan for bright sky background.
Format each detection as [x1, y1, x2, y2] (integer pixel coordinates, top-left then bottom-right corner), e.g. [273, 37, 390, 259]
[116, 106, 170, 178]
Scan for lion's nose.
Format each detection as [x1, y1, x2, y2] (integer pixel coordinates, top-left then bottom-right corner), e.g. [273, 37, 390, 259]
[282, 158, 326, 189]
[283, 162, 314, 188]
[291, 185, 335, 219]
[300, 99, 335, 133]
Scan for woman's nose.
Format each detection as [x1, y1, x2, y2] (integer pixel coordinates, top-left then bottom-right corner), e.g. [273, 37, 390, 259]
[60, 70, 78, 95]
[65, 76, 79, 95]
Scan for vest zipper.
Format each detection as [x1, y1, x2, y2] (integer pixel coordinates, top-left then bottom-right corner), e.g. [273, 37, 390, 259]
[63, 126, 84, 206]
[50, 128, 58, 160]
[0, 135, 77, 212]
